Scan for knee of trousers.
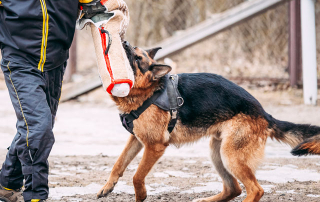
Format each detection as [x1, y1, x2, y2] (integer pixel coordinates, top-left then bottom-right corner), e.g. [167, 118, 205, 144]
[15, 117, 55, 162]
[17, 114, 55, 146]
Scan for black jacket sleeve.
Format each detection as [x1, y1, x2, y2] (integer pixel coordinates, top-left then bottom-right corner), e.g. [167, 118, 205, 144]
[0, 0, 79, 71]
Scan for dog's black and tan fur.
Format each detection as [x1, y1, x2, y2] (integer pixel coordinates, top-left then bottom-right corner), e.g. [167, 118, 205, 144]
[97, 42, 320, 202]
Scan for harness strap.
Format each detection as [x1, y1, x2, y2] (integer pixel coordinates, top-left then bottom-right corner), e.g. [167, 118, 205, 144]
[167, 75, 183, 133]
[120, 74, 184, 135]
[120, 89, 164, 135]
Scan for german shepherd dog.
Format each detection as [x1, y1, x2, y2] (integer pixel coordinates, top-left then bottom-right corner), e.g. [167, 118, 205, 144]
[97, 41, 320, 202]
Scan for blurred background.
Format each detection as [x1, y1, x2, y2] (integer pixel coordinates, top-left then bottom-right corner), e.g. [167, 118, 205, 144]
[58, 0, 320, 105]
[0, 0, 320, 103]
[1, 1, 320, 201]
[73, 0, 319, 81]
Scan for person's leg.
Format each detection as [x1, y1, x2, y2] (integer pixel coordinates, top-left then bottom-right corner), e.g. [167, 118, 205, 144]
[23, 63, 66, 201]
[43, 62, 66, 128]
[0, 132, 24, 189]
[0, 60, 29, 190]
[0, 132, 24, 202]
[0, 59, 61, 201]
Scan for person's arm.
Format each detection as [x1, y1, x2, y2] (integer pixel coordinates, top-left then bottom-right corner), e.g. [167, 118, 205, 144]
[78, 0, 106, 19]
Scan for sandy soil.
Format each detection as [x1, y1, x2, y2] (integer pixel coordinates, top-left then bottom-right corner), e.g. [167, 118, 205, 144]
[47, 156, 320, 202]
[1, 82, 320, 202]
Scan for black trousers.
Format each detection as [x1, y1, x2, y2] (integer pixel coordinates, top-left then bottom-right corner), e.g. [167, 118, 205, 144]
[0, 59, 65, 201]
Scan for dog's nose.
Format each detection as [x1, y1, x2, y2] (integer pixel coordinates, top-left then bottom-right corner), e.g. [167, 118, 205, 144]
[123, 41, 130, 47]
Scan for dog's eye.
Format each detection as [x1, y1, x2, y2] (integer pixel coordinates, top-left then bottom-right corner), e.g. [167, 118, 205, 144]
[135, 56, 142, 61]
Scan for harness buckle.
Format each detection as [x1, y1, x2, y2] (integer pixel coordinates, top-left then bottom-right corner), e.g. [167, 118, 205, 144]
[171, 109, 177, 119]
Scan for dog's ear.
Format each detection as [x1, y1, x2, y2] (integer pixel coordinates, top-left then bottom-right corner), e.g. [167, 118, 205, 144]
[150, 64, 172, 80]
[146, 47, 162, 59]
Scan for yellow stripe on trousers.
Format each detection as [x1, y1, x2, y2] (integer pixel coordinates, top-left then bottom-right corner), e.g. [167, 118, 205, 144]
[38, 0, 49, 72]
[6, 62, 30, 147]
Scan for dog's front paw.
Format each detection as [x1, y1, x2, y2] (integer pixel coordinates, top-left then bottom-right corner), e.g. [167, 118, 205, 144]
[135, 195, 147, 202]
[96, 182, 116, 198]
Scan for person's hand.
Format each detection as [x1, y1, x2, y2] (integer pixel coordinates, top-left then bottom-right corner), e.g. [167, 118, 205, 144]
[79, 0, 106, 20]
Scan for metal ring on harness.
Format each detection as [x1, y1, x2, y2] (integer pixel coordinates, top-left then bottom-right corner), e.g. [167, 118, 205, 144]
[177, 97, 184, 107]
[100, 28, 112, 55]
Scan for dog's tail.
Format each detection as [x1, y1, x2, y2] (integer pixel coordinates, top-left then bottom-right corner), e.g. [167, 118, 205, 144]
[269, 116, 320, 156]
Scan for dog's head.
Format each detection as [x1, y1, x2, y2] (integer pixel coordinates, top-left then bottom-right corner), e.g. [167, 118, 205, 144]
[123, 41, 172, 89]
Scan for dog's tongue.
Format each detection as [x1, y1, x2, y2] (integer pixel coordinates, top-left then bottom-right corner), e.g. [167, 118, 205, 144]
[111, 83, 130, 97]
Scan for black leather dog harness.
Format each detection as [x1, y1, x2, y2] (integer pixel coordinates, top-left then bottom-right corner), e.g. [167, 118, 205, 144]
[120, 74, 184, 135]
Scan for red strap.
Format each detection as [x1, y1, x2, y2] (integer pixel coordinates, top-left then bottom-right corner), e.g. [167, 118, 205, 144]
[99, 27, 133, 94]
[106, 79, 133, 94]
[100, 0, 108, 5]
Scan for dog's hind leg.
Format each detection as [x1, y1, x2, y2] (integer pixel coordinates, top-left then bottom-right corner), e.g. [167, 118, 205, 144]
[193, 137, 242, 202]
[220, 139, 265, 202]
[219, 116, 268, 202]
[133, 143, 167, 202]
[97, 135, 143, 198]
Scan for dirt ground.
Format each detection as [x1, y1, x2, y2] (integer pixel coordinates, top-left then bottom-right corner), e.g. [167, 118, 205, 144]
[1, 79, 320, 202]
